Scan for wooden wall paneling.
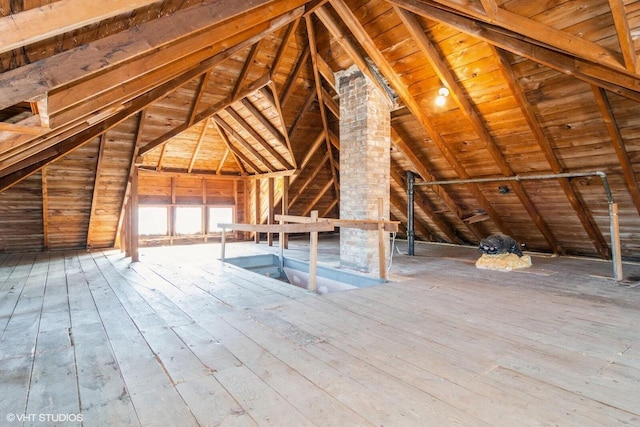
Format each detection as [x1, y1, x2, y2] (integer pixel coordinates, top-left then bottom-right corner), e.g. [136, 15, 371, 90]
[0, 173, 44, 252]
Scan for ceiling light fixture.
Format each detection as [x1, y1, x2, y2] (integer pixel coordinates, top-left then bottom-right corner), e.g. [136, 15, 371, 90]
[435, 86, 449, 106]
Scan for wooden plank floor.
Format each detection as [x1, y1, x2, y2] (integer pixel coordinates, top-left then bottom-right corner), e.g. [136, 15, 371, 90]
[1, 237, 640, 426]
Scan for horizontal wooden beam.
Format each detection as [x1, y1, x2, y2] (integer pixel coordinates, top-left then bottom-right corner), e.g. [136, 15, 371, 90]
[275, 214, 400, 232]
[0, 0, 162, 55]
[218, 221, 335, 233]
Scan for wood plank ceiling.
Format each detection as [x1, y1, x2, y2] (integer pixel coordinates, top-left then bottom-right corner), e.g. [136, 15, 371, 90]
[0, 0, 639, 261]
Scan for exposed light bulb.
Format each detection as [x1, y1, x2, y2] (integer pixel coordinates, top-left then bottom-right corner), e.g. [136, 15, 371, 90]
[435, 95, 446, 106]
[438, 87, 450, 97]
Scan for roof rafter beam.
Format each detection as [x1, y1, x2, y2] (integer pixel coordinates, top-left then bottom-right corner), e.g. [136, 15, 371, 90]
[212, 119, 248, 176]
[592, 86, 640, 216]
[395, 5, 561, 253]
[306, 14, 340, 198]
[327, 0, 513, 237]
[187, 121, 210, 173]
[0, 0, 306, 111]
[213, 115, 276, 173]
[421, 0, 625, 72]
[232, 42, 262, 100]
[225, 106, 293, 170]
[494, 47, 609, 258]
[389, 0, 640, 102]
[0, 0, 162, 55]
[608, 0, 638, 74]
[138, 73, 272, 156]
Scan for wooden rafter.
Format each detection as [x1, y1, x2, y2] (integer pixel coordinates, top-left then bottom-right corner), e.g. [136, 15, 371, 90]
[225, 106, 293, 170]
[395, 6, 560, 253]
[287, 84, 316, 137]
[388, 0, 640, 102]
[232, 42, 261, 100]
[608, 0, 638, 74]
[266, 83, 297, 169]
[188, 72, 212, 126]
[494, 47, 609, 258]
[271, 18, 301, 78]
[115, 110, 147, 249]
[138, 73, 272, 156]
[302, 178, 334, 217]
[314, 6, 392, 102]
[423, 0, 625, 72]
[1, 18, 291, 183]
[289, 151, 330, 209]
[327, 0, 514, 238]
[187, 121, 209, 173]
[86, 133, 107, 248]
[280, 45, 310, 107]
[0, 0, 162, 55]
[213, 115, 276, 173]
[592, 86, 640, 216]
[212, 119, 248, 176]
[0, 1, 306, 111]
[306, 14, 340, 200]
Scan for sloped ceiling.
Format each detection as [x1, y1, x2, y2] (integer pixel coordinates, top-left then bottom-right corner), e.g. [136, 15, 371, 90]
[1, 0, 640, 260]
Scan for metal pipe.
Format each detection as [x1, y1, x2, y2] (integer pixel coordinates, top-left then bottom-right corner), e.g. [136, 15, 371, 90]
[408, 171, 623, 281]
[407, 171, 415, 256]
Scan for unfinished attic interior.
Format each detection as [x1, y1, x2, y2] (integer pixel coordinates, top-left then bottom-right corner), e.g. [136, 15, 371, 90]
[1, 0, 640, 425]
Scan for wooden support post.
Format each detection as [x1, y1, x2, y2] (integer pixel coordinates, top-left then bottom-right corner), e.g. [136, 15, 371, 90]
[221, 227, 226, 262]
[255, 178, 261, 243]
[610, 202, 623, 281]
[268, 177, 274, 246]
[131, 167, 139, 262]
[124, 201, 130, 257]
[378, 198, 387, 280]
[309, 210, 319, 293]
[282, 175, 289, 249]
[278, 217, 285, 272]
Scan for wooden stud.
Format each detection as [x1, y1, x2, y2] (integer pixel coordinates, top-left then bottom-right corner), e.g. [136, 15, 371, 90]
[308, 210, 319, 293]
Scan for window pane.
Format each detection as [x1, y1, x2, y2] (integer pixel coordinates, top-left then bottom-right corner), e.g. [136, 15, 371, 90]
[209, 207, 234, 232]
[175, 207, 202, 235]
[138, 207, 168, 235]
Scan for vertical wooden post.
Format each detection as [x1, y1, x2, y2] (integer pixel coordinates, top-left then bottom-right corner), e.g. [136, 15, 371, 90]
[282, 175, 289, 249]
[203, 178, 208, 243]
[378, 198, 387, 280]
[221, 227, 226, 262]
[309, 210, 319, 293]
[610, 202, 623, 281]
[170, 177, 176, 245]
[254, 178, 261, 243]
[268, 177, 274, 246]
[41, 168, 50, 251]
[124, 202, 130, 257]
[131, 167, 139, 262]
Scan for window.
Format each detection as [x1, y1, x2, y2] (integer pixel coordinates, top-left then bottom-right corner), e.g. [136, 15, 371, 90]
[175, 207, 202, 235]
[138, 207, 168, 236]
[209, 207, 234, 232]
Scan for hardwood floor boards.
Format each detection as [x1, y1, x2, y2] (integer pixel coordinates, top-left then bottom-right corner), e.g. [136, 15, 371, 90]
[1, 238, 639, 426]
